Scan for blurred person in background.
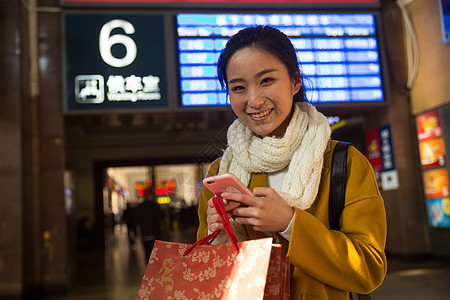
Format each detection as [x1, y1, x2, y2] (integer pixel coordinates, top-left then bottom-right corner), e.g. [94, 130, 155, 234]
[135, 188, 161, 262]
[123, 200, 138, 247]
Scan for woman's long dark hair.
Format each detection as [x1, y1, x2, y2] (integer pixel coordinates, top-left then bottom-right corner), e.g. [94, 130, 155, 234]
[217, 25, 307, 103]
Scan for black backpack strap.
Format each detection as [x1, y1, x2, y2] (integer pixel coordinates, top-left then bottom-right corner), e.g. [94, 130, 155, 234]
[329, 141, 351, 231]
[329, 142, 373, 300]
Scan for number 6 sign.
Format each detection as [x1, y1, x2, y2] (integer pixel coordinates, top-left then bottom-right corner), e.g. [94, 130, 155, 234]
[63, 13, 168, 112]
[99, 19, 137, 68]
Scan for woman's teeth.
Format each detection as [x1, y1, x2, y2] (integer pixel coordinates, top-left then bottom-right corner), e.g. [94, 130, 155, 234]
[251, 109, 272, 118]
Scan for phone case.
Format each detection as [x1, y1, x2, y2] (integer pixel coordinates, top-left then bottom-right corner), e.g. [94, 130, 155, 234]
[203, 173, 252, 196]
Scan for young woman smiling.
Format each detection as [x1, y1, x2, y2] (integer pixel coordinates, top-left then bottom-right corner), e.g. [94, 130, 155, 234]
[196, 26, 387, 299]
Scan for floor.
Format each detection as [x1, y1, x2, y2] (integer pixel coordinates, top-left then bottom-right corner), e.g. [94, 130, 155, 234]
[46, 225, 450, 300]
[372, 258, 450, 299]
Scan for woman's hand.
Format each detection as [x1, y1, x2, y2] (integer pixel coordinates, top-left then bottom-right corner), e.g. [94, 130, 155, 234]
[222, 187, 294, 235]
[206, 197, 241, 232]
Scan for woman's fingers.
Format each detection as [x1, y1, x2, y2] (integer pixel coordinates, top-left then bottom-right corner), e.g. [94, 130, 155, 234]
[220, 192, 253, 207]
[207, 214, 223, 232]
[229, 188, 294, 234]
[206, 198, 223, 231]
[206, 197, 241, 232]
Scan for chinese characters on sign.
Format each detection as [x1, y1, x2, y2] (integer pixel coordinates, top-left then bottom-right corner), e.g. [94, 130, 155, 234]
[106, 75, 161, 102]
[379, 125, 395, 171]
[365, 124, 398, 191]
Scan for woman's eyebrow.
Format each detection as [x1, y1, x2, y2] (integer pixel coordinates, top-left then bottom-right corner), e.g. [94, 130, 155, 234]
[228, 77, 245, 84]
[255, 68, 277, 78]
[228, 68, 278, 85]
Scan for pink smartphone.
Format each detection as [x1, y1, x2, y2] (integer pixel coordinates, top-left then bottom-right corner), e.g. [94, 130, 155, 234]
[203, 173, 253, 197]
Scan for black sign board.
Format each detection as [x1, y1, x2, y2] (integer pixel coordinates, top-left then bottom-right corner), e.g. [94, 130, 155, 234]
[63, 13, 168, 113]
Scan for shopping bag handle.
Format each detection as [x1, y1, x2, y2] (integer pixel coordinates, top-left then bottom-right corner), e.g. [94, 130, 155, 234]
[183, 196, 239, 256]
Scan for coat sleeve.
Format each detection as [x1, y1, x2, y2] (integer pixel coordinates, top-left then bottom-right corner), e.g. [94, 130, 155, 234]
[196, 159, 220, 241]
[287, 145, 387, 294]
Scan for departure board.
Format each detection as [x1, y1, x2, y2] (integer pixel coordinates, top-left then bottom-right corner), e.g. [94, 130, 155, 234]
[176, 13, 385, 107]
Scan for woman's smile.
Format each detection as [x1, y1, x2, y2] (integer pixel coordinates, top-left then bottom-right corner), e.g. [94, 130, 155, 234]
[248, 108, 274, 120]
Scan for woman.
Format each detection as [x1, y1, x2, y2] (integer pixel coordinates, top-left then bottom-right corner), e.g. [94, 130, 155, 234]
[196, 26, 387, 299]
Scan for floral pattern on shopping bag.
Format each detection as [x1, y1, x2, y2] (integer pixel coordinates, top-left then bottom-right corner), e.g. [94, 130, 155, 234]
[137, 238, 275, 300]
[157, 258, 176, 292]
[263, 245, 282, 299]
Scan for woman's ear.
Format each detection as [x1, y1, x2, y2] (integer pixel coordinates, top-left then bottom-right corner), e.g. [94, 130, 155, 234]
[293, 72, 302, 94]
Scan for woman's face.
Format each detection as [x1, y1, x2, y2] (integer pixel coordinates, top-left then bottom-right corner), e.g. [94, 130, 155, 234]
[226, 47, 301, 138]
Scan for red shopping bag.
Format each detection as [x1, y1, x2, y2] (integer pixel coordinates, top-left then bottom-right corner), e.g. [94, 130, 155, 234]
[264, 243, 290, 300]
[137, 197, 290, 300]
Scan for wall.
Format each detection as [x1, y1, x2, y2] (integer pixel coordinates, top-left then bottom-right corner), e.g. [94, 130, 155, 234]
[0, 0, 69, 297]
[375, 0, 450, 256]
[0, 1, 23, 296]
[408, 0, 450, 114]
[406, 0, 450, 257]
[363, 0, 432, 257]
[36, 0, 68, 290]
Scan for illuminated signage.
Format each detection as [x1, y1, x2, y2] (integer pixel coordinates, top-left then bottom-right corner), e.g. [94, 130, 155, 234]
[157, 197, 172, 204]
[63, 13, 168, 113]
[176, 13, 385, 107]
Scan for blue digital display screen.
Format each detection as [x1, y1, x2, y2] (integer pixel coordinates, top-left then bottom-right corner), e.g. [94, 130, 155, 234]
[176, 13, 385, 107]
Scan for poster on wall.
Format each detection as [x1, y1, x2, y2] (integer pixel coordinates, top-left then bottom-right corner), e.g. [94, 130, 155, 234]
[422, 168, 450, 199]
[419, 138, 447, 168]
[416, 109, 443, 141]
[365, 127, 382, 188]
[426, 197, 450, 227]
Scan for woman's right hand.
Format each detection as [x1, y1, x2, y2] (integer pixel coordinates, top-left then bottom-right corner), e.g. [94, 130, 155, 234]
[206, 197, 241, 232]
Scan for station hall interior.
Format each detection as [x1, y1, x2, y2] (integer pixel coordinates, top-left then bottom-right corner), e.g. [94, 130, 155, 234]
[1, 0, 450, 299]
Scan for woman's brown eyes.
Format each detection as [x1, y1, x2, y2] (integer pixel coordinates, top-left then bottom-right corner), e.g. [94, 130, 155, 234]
[231, 86, 244, 91]
[261, 78, 273, 84]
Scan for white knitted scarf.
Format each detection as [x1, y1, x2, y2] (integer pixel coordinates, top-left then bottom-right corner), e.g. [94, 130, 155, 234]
[219, 102, 331, 210]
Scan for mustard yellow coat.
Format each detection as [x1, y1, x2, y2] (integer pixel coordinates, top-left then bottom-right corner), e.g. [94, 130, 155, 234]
[197, 140, 387, 299]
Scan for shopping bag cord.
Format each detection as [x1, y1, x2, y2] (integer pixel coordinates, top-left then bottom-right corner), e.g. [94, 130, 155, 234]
[213, 197, 239, 249]
[183, 197, 239, 256]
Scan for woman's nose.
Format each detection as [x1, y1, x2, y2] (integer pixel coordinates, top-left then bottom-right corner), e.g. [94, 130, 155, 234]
[248, 88, 265, 108]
